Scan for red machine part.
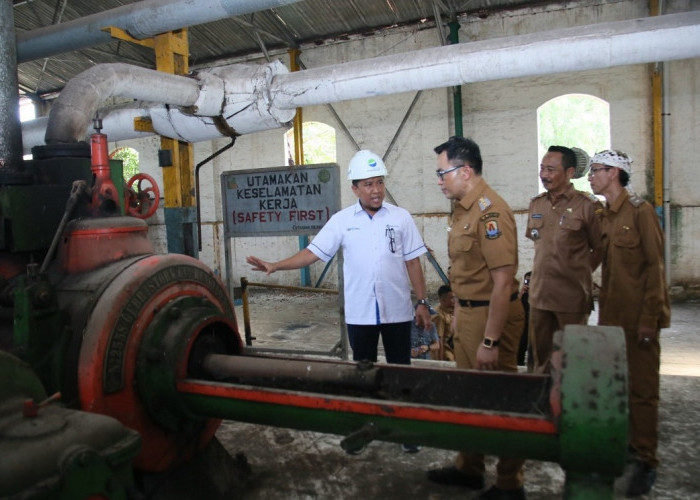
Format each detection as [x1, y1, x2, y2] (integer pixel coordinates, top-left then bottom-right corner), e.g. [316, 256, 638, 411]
[56, 217, 154, 275]
[74, 253, 241, 472]
[125, 173, 160, 219]
[89, 132, 121, 216]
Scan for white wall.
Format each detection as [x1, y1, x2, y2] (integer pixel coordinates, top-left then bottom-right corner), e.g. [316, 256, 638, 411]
[112, 0, 700, 298]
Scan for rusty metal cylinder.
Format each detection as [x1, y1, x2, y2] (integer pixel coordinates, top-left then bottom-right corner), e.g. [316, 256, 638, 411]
[50, 219, 242, 471]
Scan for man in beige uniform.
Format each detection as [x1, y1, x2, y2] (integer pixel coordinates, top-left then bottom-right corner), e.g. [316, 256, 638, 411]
[427, 136, 526, 500]
[431, 284, 455, 361]
[588, 149, 670, 498]
[526, 146, 603, 373]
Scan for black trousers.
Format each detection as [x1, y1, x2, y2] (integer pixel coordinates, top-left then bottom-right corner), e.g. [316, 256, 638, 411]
[347, 322, 411, 365]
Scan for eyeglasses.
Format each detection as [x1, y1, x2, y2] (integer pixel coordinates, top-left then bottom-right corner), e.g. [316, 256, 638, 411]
[588, 166, 612, 177]
[385, 226, 396, 253]
[435, 164, 465, 180]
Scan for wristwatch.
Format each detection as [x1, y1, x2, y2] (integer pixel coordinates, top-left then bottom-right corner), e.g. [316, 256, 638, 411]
[415, 298, 430, 309]
[482, 336, 500, 348]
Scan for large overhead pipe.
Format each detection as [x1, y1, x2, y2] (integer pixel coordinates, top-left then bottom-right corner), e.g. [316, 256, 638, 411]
[0, 0, 24, 175]
[24, 11, 700, 152]
[42, 60, 294, 147]
[44, 63, 202, 145]
[269, 11, 700, 109]
[16, 0, 302, 64]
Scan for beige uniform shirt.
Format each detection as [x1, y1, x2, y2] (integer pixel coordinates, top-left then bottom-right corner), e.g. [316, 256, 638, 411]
[431, 306, 455, 361]
[599, 190, 670, 330]
[525, 183, 603, 313]
[448, 177, 519, 301]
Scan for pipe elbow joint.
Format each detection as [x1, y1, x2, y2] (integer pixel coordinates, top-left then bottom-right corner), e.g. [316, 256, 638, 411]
[191, 72, 225, 116]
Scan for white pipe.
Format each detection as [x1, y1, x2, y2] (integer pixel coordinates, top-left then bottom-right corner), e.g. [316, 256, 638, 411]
[269, 11, 700, 109]
[24, 11, 700, 151]
[663, 59, 671, 286]
[44, 63, 203, 144]
[16, 0, 302, 63]
[38, 60, 294, 150]
[660, 1, 672, 288]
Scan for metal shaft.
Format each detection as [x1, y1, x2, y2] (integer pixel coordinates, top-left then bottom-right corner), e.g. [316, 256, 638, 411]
[178, 357, 560, 461]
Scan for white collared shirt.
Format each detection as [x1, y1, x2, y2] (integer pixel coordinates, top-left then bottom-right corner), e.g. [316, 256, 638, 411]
[308, 201, 427, 325]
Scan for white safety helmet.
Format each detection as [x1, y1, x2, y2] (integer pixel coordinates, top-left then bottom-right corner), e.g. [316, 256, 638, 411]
[347, 150, 387, 181]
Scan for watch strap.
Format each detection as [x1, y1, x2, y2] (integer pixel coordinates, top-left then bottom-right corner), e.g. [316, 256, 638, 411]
[482, 337, 500, 348]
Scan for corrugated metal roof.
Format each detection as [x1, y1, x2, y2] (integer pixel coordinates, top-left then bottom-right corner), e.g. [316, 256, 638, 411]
[11, 0, 549, 99]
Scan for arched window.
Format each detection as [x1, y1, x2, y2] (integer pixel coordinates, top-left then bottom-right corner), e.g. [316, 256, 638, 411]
[537, 94, 610, 193]
[284, 121, 336, 165]
[110, 146, 140, 181]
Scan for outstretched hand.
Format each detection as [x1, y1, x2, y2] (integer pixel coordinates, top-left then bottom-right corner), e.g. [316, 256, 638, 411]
[246, 256, 276, 274]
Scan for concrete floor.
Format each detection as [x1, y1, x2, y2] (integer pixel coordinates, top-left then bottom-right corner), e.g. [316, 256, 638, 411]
[210, 290, 700, 499]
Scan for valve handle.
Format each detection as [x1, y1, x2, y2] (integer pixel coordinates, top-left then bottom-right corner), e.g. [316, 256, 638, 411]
[125, 173, 160, 219]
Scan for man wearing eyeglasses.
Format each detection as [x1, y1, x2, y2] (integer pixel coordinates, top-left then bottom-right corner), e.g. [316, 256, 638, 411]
[588, 149, 670, 498]
[246, 149, 432, 369]
[427, 136, 526, 500]
[525, 146, 603, 374]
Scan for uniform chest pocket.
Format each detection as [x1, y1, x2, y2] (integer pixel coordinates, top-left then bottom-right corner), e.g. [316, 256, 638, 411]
[560, 217, 582, 231]
[452, 233, 476, 254]
[612, 227, 640, 248]
[384, 225, 404, 255]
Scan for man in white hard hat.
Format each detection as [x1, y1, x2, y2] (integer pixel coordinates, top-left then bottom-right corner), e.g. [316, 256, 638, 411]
[588, 149, 670, 497]
[247, 150, 432, 369]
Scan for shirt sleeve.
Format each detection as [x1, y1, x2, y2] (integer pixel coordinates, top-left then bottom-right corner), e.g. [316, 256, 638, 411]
[400, 209, 427, 261]
[307, 213, 342, 262]
[481, 208, 518, 270]
[586, 199, 604, 252]
[636, 203, 668, 329]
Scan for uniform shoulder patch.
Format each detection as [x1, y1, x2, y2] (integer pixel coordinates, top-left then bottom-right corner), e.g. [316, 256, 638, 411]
[628, 192, 645, 207]
[484, 219, 501, 239]
[478, 196, 492, 211]
[574, 189, 600, 203]
[480, 212, 500, 221]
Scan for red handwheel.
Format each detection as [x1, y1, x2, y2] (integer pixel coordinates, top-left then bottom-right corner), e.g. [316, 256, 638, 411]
[125, 173, 160, 219]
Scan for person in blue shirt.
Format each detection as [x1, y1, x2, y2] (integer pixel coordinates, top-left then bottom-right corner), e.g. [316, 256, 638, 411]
[410, 318, 439, 359]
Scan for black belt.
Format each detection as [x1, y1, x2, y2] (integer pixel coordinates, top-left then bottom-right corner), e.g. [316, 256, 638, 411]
[458, 292, 518, 308]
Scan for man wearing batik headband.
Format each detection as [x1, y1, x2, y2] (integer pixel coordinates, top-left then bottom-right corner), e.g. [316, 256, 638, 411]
[588, 149, 670, 498]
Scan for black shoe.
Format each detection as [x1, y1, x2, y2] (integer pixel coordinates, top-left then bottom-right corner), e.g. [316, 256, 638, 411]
[401, 443, 421, 454]
[626, 460, 656, 497]
[478, 486, 526, 500]
[426, 466, 484, 489]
